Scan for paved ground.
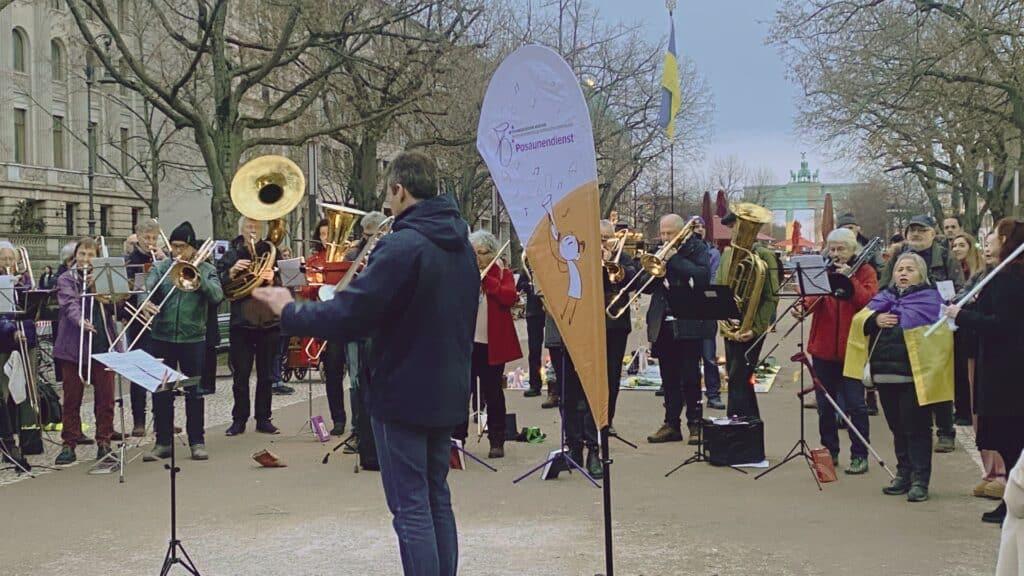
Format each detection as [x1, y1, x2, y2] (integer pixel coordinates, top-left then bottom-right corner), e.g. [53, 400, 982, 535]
[0, 318, 1004, 575]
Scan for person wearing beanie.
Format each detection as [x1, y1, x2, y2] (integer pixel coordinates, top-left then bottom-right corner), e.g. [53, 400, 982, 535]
[218, 215, 282, 436]
[142, 221, 223, 462]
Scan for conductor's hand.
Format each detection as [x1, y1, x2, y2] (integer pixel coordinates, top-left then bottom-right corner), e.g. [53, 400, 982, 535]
[876, 312, 899, 329]
[252, 287, 293, 318]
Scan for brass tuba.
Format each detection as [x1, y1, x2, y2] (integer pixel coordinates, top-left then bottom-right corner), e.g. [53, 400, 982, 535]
[718, 203, 772, 340]
[225, 155, 305, 301]
[319, 202, 366, 262]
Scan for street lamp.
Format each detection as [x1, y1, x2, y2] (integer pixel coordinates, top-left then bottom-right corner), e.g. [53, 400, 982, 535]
[84, 35, 115, 237]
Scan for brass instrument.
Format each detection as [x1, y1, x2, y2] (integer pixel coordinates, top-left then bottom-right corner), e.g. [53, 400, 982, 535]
[319, 202, 366, 263]
[480, 240, 511, 280]
[620, 230, 644, 258]
[318, 215, 395, 302]
[225, 155, 304, 301]
[3, 246, 38, 411]
[603, 231, 627, 283]
[605, 218, 698, 319]
[718, 203, 772, 340]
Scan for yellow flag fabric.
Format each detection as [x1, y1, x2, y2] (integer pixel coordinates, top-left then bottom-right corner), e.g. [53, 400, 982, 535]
[526, 181, 608, 428]
[657, 14, 681, 140]
[843, 309, 954, 406]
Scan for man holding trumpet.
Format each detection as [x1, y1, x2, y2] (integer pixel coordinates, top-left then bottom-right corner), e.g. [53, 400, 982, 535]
[141, 222, 223, 462]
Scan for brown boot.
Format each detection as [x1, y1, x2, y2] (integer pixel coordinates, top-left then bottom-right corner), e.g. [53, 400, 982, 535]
[541, 394, 560, 409]
[647, 423, 683, 444]
[488, 442, 505, 459]
[131, 424, 146, 437]
[687, 424, 701, 445]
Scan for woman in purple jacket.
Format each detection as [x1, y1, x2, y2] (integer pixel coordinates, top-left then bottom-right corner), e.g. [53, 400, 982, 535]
[52, 238, 121, 466]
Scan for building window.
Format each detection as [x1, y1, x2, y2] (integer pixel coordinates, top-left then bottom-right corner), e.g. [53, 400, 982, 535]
[131, 207, 140, 230]
[53, 115, 66, 168]
[12, 29, 28, 73]
[120, 127, 130, 174]
[65, 203, 77, 236]
[14, 109, 28, 164]
[51, 40, 65, 81]
[100, 206, 110, 236]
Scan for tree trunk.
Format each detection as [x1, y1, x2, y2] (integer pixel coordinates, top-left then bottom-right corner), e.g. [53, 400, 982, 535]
[349, 136, 380, 211]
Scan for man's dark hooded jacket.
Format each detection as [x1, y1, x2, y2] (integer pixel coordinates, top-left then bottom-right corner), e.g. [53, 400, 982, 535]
[281, 195, 478, 428]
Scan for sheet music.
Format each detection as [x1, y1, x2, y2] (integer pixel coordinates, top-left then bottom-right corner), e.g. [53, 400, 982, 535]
[90, 257, 132, 297]
[790, 255, 832, 296]
[0, 275, 17, 314]
[92, 349, 185, 392]
[277, 257, 307, 288]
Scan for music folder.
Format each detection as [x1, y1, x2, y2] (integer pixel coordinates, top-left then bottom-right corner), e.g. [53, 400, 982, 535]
[667, 285, 740, 321]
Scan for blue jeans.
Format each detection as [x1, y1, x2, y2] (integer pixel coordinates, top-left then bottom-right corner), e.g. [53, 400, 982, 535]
[701, 338, 720, 400]
[372, 417, 458, 576]
[812, 357, 869, 460]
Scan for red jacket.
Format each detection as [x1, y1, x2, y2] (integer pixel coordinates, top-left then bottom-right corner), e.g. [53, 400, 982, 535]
[481, 265, 523, 366]
[805, 265, 878, 362]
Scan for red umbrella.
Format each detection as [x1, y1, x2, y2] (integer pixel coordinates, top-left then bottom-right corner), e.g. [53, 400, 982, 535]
[790, 220, 803, 253]
[715, 189, 728, 218]
[701, 191, 714, 242]
[821, 193, 834, 247]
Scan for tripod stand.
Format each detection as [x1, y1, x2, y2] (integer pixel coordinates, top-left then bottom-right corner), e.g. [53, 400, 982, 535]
[754, 263, 821, 489]
[159, 386, 201, 576]
[91, 374, 142, 479]
[665, 401, 747, 476]
[514, 347, 600, 488]
[292, 338, 324, 439]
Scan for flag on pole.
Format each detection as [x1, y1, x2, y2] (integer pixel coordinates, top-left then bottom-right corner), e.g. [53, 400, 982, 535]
[656, 11, 681, 140]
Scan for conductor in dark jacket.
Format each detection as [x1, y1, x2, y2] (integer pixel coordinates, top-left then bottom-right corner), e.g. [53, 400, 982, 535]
[254, 150, 478, 576]
[646, 214, 715, 445]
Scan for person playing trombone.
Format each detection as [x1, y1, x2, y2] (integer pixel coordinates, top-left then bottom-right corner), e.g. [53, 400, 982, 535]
[52, 238, 118, 466]
[123, 219, 167, 436]
[140, 222, 222, 462]
[600, 220, 638, 431]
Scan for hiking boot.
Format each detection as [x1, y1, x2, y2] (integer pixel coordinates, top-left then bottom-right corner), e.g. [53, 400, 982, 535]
[907, 484, 929, 502]
[190, 444, 209, 461]
[647, 424, 683, 444]
[586, 449, 603, 479]
[272, 383, 295, 395]
[973, 480, 992, 497]
[256, 420, 280, 435]
[866, 390, 879, 415]
[845, 457, 868, 475]
[654, 386, 665, 397]
[523, 388, 542, 398]
[487, 443, 505, 459]
[934, 436, 955, 453]
[687, 424, 701, 446]
[541, 394, 560, 409]
[143, 444, 172, 462]
[883, 476, 911, 495]
[96, 445, 112, 462]
[342, 437, 359, 454]
[706, 397, 726, 410]
[982, 501, 1007, 524]
[110, 431, 125, 441]
[330, 423, 346, 436]
[75, 435, 95, 446]
[225, 421, 246, 436]
[131, 424, 146, 438]
[55, 446, 77, 466]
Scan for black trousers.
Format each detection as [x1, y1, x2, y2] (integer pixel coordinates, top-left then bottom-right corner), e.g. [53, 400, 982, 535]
[725, 338, 764, 419]
[952, 335, 972, 421]
[455, 343, 506, 444]
[606, 329, 629, 423]
[229, 325, 279, 423]
[932, 401, 955, 438]
[323, 339, 347, 429]
[526, 314, 545, 392]
[551, 346, 597, 451]
[150, 340, 206, 447]
[878, 383, 932, 486]
[657, 335, 702, 429]
[129, 330, 151, 426]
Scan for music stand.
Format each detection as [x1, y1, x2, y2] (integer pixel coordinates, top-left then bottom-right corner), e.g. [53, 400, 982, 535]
[754, 262, 828, 489]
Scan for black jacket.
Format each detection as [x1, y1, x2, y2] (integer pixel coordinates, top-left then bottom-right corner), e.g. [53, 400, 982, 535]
[218, 235, 280, 329]
[516, 268, 544, 318]
[282, 195, 478, 428]
[604, 253, 639, 334]
[862, 285, 929, 380]
[646, 235, 715, 344]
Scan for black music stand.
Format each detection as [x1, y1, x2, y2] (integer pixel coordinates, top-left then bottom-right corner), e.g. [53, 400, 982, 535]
[754, 262, 827, 489]
[156, 374, 202, 576]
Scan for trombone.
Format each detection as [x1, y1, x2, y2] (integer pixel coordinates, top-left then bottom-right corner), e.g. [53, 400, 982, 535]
[111, 238, 216, 352]
[605, 217, 697, 319]
[2, 248, 39, 411]
[603, 231, 627, 283]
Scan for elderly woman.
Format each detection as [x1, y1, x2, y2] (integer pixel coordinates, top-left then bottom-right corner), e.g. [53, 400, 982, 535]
[796, 228, 878, 474]
[453, 230, 521, 458]
[946, 218, 1024, 524]
[860, 252, 943, 502]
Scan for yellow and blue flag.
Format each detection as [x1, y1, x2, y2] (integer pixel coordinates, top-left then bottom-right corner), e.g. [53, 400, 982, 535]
[656, 12, 681, 140]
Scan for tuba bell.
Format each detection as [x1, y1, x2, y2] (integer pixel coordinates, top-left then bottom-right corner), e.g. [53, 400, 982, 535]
[718, 203, 772, 340]
[319, 202, 366, 262]
[225, 155, 305, 301]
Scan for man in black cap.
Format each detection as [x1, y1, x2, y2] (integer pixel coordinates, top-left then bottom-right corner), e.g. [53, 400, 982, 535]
[879, 213, 963, 453]
[143, 221, 223, 461]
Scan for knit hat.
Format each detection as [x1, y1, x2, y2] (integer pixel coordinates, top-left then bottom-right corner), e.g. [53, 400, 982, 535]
[692, 216, 706, 227]
[837, 213, 858, 228]
[169, 221, 197, 248]
[721, 212, 737, 226]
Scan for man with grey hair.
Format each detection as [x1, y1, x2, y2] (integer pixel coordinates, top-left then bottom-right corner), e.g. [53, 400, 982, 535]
[123, 219, 167, 435]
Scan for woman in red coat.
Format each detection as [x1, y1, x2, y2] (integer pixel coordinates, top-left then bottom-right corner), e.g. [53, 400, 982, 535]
[795, 228, 878, 474]
[454, 230, 522, 458]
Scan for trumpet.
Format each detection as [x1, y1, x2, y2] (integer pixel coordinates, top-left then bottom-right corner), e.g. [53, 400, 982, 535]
[480, 240, 511, 280]
[318, 216, 395, 302]
[603, 232, 627, 283]
[605, 218, 697, 319]
[111, 238, 216, 352]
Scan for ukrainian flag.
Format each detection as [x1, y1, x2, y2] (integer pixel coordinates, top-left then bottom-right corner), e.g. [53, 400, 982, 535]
[656, 12, 681, 140]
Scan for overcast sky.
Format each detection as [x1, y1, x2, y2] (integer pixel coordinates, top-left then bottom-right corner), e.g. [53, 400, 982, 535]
[597, 0, 856, 184]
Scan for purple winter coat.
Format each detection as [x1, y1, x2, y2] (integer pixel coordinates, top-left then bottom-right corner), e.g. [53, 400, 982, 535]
[52, 269, 122, 365]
